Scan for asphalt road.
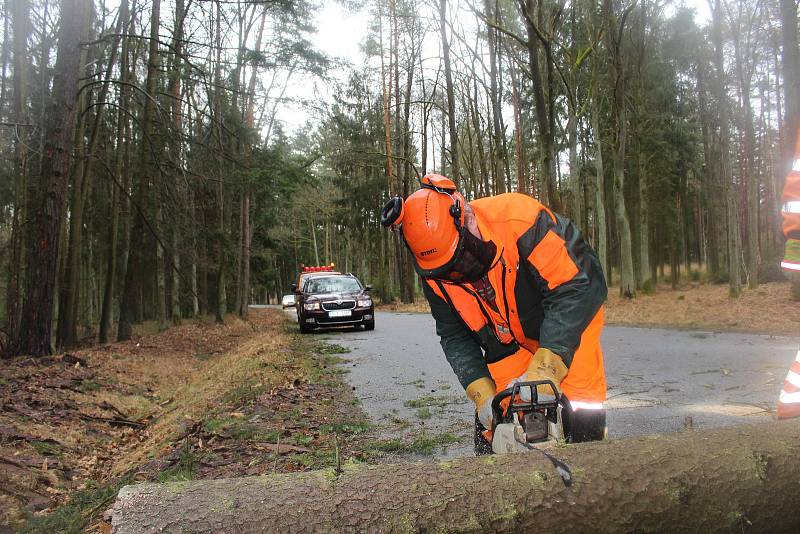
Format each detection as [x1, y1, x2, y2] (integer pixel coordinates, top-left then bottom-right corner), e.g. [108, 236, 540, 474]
[285, 308, 800, 454]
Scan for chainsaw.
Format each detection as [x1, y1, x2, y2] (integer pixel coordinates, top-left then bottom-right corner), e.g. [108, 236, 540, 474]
[489, 380, 563, 454]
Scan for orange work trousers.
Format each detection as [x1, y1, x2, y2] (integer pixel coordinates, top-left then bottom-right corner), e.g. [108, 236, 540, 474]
[486, 307, 606, 405]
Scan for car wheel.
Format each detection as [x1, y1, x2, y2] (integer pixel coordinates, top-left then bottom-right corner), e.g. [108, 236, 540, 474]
[299, 322, 313, 334]
[364, 320, 375, 331]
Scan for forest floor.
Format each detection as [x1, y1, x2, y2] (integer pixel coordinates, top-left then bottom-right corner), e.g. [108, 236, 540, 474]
[2, 281, 796, 532]
[379, 280, 800, 336]
[0, 308, 433, 533]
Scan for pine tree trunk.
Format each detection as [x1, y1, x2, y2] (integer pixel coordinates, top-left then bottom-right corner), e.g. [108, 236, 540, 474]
[401, 30, 417, 303]
[378, 3, 394, 193]
[485, 0, 505, 194]
[214, 0, 226, 325]
[4, 0, 31, 349]
[98, 0, 129, 343]
[635, 5, 651, 292]
[604, 0, 636, 299]
[711, 0, 742, 297]
[591, 57, 608, 277]
[439, 0, 460, 183]
[522, 0, 556, 208]
[57, 41, 90, 349]
[510, 66, 525, 195]
[112, 420, 800, 534]
[10, 0, 92, 356]
[239, 192, 251, 317]
[118, 0, 162, 341]
[731, 11, 759, 289]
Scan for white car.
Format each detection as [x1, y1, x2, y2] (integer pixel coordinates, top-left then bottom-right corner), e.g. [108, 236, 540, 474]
[282, 294, 296, 309]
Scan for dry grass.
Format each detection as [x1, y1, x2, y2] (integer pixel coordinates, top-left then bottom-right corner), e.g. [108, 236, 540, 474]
[378, 300, 431, 313]
[605, 281, 800, 335]
[379, 281, 799, 336]
[3, 308, 375, 532]
[108, 313, 302, 475]
[0, 310, 294, 529]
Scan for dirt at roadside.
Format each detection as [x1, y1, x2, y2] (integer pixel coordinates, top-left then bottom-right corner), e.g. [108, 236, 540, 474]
[0, 309, 372, 533]
[379, 281, 800, 336]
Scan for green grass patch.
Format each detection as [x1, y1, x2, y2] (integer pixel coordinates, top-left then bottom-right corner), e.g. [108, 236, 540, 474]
[365, 432, 461, 456]
[158, 445, 197, 483]
[404, 394, 460, 409]
[22, 477, 131, 534]
[195, 352, 213, 361]
[290, 433, 315, 447]
[316, 343, 351, 355]
[288, 450, 337, 469]
[415, 407, 432, 419]
[79, 380, 102, 393]
[400, 378, 426, 388]
[320, 422, 373, 435]
[221, 380, 266, 406]
[202, 417, 237, 433]
[31, 440, 62, 458]
[202, 416, 281, 443]
[390, 417, 412, 429]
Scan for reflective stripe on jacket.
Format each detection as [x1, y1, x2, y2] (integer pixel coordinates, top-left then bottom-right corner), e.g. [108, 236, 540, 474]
[422, 193, 607, 400]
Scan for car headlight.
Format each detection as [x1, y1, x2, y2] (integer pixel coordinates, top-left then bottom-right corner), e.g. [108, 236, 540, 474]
[304, 302, 320, 310]
[357, 298, 372, 308]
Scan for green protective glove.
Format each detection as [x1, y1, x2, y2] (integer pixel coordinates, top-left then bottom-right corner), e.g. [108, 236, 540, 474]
[514, 347, 569, 402]
[466, 376, 496, 430]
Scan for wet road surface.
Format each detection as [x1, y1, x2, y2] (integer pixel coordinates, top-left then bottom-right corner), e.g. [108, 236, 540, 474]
[287, 309, 800, 457]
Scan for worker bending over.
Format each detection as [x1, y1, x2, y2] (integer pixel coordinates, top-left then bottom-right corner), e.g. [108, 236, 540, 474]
[381, 174, 608, 453]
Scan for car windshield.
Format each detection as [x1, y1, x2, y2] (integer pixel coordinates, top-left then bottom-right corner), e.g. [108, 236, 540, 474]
[305, 277, 362, 294]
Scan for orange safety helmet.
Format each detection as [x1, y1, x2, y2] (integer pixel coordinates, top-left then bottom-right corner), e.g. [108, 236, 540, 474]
[382, 174, 496, 281]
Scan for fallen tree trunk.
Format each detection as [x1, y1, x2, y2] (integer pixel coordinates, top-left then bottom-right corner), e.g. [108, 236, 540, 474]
[112, 420, 800, 533]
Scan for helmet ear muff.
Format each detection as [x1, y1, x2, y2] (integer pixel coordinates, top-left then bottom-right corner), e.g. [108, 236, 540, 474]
[381, 196, 404, 228]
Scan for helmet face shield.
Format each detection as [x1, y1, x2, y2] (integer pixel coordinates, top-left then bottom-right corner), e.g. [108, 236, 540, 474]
[410, 228, 497, 284]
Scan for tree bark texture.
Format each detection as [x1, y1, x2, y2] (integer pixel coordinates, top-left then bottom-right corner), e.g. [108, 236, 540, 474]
[4, 0, 31, 348]
[604, 0, 636, 299]
[112, 419, 800, 533]
[711, 0, 742, 298]
[10, 0, 91, 356]
[57, 41, 90, 350]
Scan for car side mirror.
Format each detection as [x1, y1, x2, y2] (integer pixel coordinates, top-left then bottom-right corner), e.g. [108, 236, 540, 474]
[364, 285, 372, 292]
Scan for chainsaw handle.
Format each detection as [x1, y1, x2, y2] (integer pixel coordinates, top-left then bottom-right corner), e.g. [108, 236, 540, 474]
[490, 380, 560, 432]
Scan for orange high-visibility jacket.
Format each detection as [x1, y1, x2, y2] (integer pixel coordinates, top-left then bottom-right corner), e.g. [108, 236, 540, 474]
[777, 131, 800, 419]
[781, 132, 800, 270]
[422, 193, 607, 404]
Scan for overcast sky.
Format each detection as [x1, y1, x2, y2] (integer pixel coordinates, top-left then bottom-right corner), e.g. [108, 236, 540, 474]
[275, 0, 713, 135]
